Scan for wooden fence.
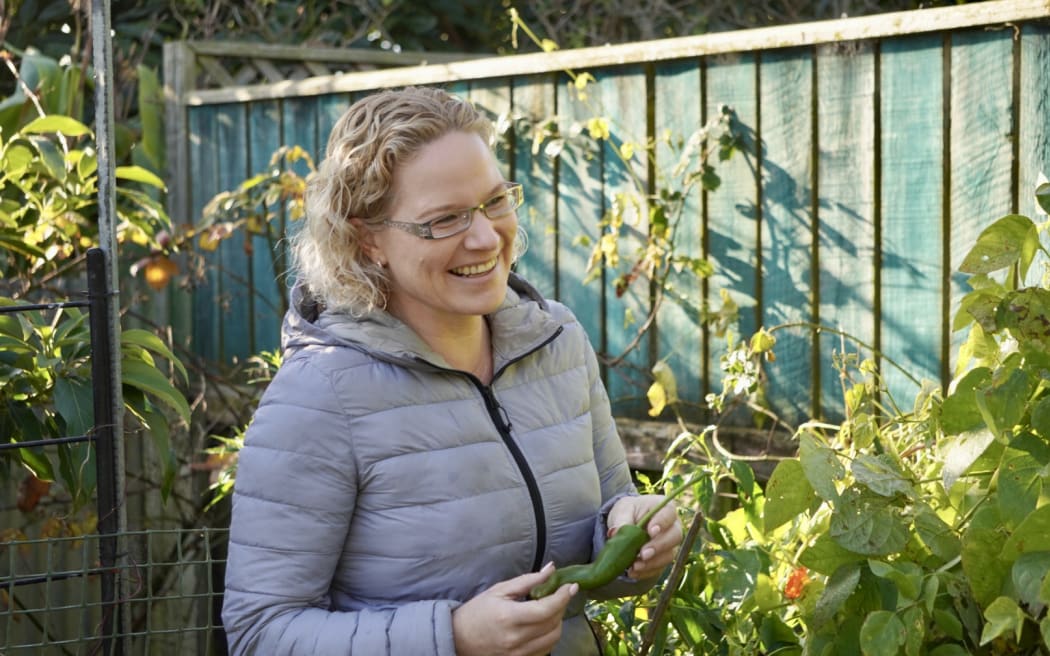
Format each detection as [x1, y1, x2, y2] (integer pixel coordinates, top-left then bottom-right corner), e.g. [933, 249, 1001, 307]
[164, 0, 1050, 428]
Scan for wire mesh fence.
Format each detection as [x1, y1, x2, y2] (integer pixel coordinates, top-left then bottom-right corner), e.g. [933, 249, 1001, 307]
[1, 527, 228, 655]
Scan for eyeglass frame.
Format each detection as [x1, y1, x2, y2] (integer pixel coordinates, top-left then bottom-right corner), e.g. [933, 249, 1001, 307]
[381, 182, 524, 240]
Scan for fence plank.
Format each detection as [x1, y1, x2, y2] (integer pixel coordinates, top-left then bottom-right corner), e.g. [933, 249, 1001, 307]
[880, 34, 945, 405]
[189, 106, 223, 364]
[216, 104, 251, 363]
[1021, 23, 1050, 288]
[948, 29, 1015, 374]
[817, 41, 877, 418]
[760, 48, 816, 425]
[705, 53, 760, 408]
[654, 60, 704, 410]
[599, 65, 651, 416]
[468, 79, 513, 180]
[248, 100, 284, 354]
[512, 75, 559, 299]
[556, 73, 606, 365]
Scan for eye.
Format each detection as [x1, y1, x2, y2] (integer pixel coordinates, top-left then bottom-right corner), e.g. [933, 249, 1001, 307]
[485, 192, 510, 210]
[429, 213, 467, 230]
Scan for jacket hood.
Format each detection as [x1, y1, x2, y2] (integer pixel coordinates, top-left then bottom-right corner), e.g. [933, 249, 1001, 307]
[281, 273, 561, 374]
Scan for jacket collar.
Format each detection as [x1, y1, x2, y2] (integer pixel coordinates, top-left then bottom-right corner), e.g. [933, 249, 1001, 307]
[284, 273, 562, 375]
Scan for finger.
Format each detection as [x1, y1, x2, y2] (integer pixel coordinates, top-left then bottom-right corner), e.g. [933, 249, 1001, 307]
[491, 562, 557, 599]
[529, 581, 578, 618]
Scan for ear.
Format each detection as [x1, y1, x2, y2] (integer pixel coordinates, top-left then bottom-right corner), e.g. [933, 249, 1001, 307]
[351, 218, 383, 263]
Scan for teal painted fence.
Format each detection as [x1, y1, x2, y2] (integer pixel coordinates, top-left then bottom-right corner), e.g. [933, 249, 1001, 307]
[168, 5, 1050, 426]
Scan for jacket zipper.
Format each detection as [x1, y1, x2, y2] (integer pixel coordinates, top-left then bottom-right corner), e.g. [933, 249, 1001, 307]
[416, 326, 564, 573]
[475, 382, 547, 573]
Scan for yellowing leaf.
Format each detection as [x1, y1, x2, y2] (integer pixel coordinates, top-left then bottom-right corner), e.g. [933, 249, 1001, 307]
[587, 117, 611, 141]
[647, 381, 667, 417]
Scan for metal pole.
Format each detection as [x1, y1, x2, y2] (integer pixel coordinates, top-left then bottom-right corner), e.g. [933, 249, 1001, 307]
[90, 0, 128, 653]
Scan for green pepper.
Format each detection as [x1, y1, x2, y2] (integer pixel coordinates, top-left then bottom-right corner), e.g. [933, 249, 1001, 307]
[528, 477, 695, 599]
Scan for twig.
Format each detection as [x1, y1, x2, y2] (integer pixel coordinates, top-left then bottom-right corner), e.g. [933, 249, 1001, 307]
[638, 510, 705, 656]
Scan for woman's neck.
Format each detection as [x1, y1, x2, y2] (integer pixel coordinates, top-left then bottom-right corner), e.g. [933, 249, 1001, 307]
[401, 313, 494, 384]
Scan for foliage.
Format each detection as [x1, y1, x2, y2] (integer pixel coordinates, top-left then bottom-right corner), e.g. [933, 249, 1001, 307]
[599, 188, 1050, 654]
[0, 52, 186, 514]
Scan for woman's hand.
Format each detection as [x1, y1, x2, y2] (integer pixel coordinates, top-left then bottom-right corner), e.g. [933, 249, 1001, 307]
[606, 494, 683, 580]
[452, 563, 577, 656]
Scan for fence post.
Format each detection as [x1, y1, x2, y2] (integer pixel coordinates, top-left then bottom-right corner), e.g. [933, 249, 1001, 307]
[90, 0, 128, 652]
[87, 248, 123, 655]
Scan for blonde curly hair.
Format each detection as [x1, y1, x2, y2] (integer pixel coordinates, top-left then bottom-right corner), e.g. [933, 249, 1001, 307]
[293, 86, 494, 314]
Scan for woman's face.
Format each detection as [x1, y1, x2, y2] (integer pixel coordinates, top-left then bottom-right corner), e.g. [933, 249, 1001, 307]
[369, 130, 518, 332]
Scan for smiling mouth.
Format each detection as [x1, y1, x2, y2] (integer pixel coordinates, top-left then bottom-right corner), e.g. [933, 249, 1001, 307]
[450, 256, 498, 277]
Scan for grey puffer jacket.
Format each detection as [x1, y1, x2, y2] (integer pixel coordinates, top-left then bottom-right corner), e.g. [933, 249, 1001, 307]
[222, 273, 653, 655]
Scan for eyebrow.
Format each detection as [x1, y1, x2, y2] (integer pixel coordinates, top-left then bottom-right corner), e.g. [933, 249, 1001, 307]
[416, 182, 508, 217]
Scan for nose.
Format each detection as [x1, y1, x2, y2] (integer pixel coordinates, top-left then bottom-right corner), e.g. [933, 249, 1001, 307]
[461, 208, 503, 250]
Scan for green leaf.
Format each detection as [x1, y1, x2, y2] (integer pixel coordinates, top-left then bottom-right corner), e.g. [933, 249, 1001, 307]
[1042, 617, 1050, 655]
[867, 559, 922, 600]
[17, 446, 57, 481]
[810, 562, 862, 629]
[998, 450, 1043, 529]
[754, 573, 780, 612]
[1041, 569, 1050, 604]
[830, 488, 909, 556]
[1032, 396, 1050, 439]
[763, 459, 817, 531]
[941, 367, 990, 435]
[27, 135, 66, 181]
[941, 428, 996, 490]
[53, 376, 93, 438]
[934, 608, 964, 641]
[979, 596, 1025, 646]
[859, 611, 905, 656]
[800, 432, 844, 501]
[963, 515, 1010, 607]
[959, 214, 1038, 274]
[57, 440, 94, 508]
[913, 506, 962, 561]
[901, 606, 924, 656]
[800, 533, 867, 576]
[851, 454, 910, 497]
[1035, 181, 1050, 216]
[121, 328, 188, 383]
[20, 115, 92, 137]
[1012, 552, 1050, 606]
[998, 288, 1050, 351]
[975, 365, 1033, 440]
[121, 357, 191, 425]
[1001, 504, 1050, 563]
[115, 165, 167, 190]
[928, 646, 969, 656]
[142, 408, 176, 501]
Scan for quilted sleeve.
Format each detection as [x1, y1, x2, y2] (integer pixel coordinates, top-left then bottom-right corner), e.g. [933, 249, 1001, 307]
[221, 354, 461, 655]
[579, 328, 663, 600]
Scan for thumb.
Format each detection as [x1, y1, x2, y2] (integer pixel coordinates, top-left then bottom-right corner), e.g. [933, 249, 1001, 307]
[605, 500, 636, 537]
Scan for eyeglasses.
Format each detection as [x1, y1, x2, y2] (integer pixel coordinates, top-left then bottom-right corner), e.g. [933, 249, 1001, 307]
[383, 182, 524, 240]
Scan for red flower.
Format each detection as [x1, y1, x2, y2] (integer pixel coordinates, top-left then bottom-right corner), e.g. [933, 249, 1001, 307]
[784, 566, 809, 600]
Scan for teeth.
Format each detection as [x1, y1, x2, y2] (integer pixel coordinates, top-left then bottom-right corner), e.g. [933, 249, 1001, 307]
[451, 257, 498, 277]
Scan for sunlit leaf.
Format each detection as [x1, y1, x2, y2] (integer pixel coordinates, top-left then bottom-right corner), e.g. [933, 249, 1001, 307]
[800, 432, 844, 501]
[810, 562, 861, 629]
[979, 596, 1025, 646]
[829, 488, 908, 556]
[21, 115, 91, 137]
[859, 610, 905, 656]
[121, 358, 191, 425]
[959, 214, 1037, 274]
[763, 459, 816, 531]
[115, 165, 166, 190]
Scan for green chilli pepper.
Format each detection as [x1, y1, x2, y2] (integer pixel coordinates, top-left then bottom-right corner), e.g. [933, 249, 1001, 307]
[528, 476, 695, 599]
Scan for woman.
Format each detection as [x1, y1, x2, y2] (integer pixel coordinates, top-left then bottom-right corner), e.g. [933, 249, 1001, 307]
[222, 86, 683, 655]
